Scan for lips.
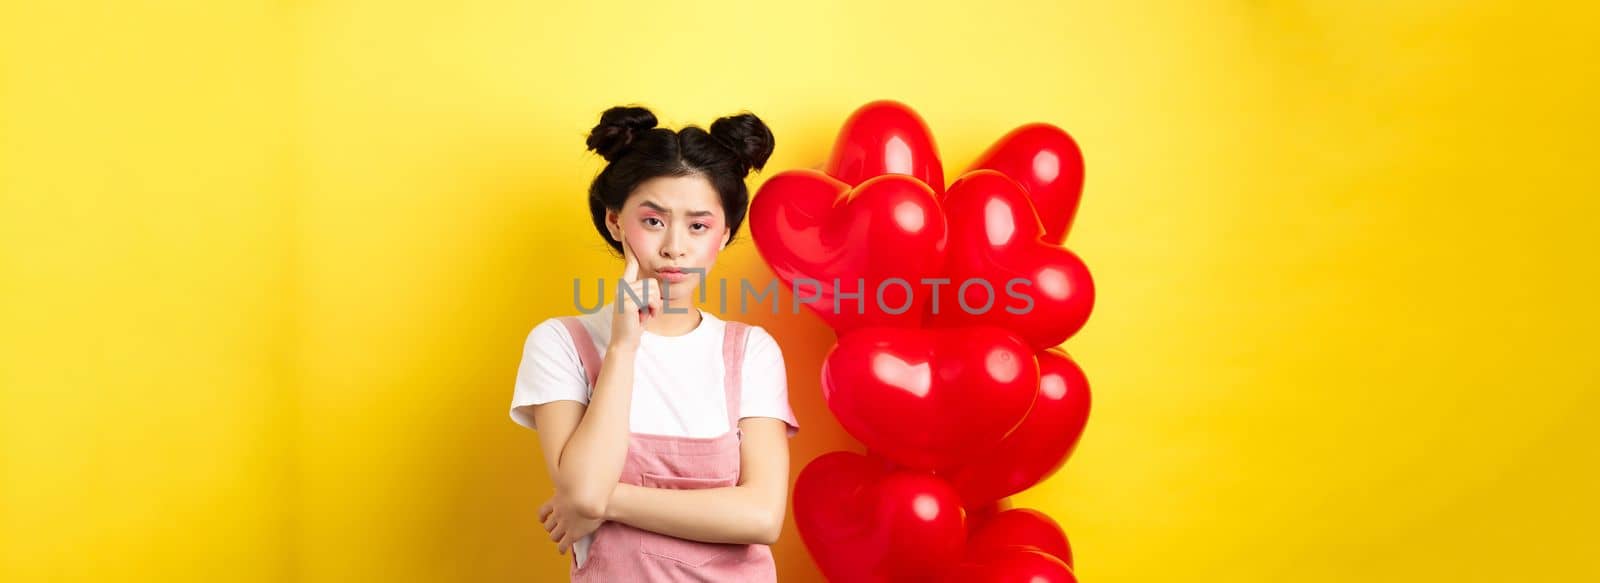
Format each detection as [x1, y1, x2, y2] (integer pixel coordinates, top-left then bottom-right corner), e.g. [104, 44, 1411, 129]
[653, 267, 691, 284]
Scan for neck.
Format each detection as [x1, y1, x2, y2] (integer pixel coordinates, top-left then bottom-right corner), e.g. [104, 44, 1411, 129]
[643, 297, 702, 337]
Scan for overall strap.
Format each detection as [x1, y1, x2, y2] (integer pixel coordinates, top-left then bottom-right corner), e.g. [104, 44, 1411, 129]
[722, 321, 750, 432]
[557, 317, 601, 388]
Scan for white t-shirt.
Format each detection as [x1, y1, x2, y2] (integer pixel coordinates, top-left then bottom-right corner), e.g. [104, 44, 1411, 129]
[509, 305, 799, 568]
[510, 305, 799, 436]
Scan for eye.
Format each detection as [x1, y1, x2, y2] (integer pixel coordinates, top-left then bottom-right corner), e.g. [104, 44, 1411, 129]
[691, 222, 710, 232]
[643, 217, 664, 228]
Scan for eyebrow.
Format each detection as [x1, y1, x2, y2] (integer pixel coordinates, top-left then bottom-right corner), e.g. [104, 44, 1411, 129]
[639, 200, 716, 218]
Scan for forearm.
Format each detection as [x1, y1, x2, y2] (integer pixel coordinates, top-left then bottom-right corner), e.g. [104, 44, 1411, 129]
[553, 341, 637, 516]
[604, 482, 781, 545]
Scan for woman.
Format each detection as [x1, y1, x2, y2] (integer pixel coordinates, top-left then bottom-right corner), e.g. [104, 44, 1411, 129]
[510, 105, 799, 581]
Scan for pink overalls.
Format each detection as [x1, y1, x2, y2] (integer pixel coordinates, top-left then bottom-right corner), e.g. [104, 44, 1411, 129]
[557, 317, 778, 582]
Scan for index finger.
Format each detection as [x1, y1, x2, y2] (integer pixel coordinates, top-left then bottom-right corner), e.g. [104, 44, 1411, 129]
[620, 231, 639, 282]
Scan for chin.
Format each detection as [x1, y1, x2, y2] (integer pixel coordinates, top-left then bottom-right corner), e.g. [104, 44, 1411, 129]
[664, 281, 700, 300]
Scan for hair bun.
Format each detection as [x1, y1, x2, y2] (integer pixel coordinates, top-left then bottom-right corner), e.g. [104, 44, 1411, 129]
[709, 112, 775, 176]
[586, 106, 659, 162]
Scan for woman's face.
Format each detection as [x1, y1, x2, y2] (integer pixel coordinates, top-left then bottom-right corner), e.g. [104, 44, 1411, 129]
[605, 174, 729, 303]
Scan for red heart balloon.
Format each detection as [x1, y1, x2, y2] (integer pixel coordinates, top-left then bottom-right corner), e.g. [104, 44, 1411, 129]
[947, 348, 1091, 506]
[928, 170, 1094, 350]
[966, 123, 1085, 244]
[794, 451, 967, 582]
[942, 548, 1078, 583]
[824, 100, 946, 193]
[966, 497, 1014, 533]
[967, 508, 1074, 568]
[823, 327, 1039, 471]
[750, 170, 947, 332]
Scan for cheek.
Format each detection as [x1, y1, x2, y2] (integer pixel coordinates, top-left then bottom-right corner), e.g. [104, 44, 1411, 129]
[620, 222, 650, 247]
[694, 234, 718, 252]
[694, 229, 726, 258]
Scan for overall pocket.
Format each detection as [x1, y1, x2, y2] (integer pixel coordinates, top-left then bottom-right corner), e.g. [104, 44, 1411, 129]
[637, 472, 744, 567]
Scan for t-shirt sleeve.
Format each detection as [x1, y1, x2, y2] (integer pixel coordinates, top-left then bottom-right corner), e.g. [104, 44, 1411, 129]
[738, 325, 800, 437]
[510, 318, 591, 430]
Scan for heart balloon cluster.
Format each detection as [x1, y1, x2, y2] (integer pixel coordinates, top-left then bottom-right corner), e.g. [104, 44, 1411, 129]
[751, 101, 1095, 582]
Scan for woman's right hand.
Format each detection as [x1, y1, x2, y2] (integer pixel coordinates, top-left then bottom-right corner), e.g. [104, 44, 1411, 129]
[610, 234, 661, 351]
[539, 493, 604, 557]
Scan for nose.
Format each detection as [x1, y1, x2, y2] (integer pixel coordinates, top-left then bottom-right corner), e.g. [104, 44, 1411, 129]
[659, 223, 688, 259]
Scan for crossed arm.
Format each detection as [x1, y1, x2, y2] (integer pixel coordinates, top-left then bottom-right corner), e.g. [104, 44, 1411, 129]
[605, 416, 789, 544]
[524, 397, 791, 550]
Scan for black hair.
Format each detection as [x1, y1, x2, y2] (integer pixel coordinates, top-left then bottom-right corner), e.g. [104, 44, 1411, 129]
[585, 105, 775, 255]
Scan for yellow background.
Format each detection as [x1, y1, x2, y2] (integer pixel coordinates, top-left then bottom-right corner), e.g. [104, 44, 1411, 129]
[4, 1, 1597, 581]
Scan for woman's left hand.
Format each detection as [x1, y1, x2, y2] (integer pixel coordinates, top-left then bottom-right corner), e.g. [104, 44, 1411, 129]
[539, 493, 604, 554]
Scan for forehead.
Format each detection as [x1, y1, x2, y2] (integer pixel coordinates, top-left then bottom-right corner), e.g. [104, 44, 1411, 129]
[627, 175, 722, 215]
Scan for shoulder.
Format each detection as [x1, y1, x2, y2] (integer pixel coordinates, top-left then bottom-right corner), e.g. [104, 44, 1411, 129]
[524, 313, 601, 355]
[716, 315, 779, 350]
[727, 320, 798, 434]
[527, 316, 571, 342]
[723, 320, 782, 365]
[521, 318, 574, 361]
[742, 323, 781, 353]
